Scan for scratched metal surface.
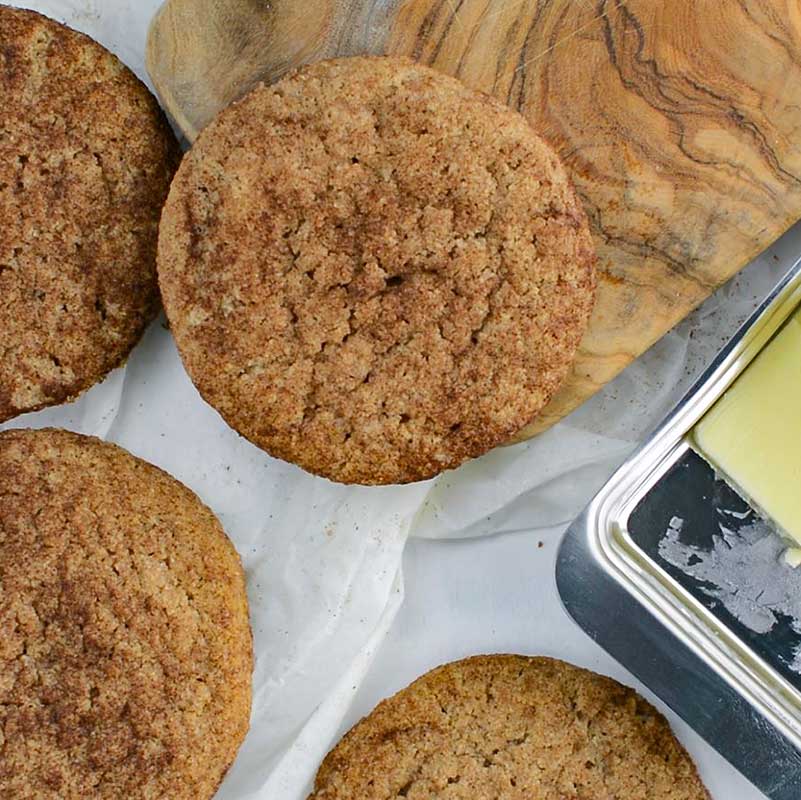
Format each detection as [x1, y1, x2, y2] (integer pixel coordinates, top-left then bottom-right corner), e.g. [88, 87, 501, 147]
[629, 449, 801, 692]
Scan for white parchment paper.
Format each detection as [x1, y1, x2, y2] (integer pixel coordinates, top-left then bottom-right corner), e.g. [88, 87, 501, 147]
[4, 3, 799, 797]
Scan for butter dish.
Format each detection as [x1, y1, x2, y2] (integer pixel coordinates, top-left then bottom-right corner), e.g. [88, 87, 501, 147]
[558, 258, 801, 800]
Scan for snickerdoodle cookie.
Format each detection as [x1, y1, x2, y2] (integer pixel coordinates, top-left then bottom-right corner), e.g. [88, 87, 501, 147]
[0, 6, 180, 422]
[309, 655, 710, 800]
[0, 428, 252, 799]
[158, 56, 596, 484]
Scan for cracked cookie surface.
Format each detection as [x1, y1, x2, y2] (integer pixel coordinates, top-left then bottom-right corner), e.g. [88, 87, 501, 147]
[0, 7, 180, 422]
[158, 56, 596, 484]
[0, 428, 252, 799]
[309, 655, 710, 800]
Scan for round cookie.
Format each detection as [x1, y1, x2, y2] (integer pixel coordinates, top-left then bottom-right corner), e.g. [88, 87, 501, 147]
[0, 7, 181, 422]
[0, 428, 252, 799]
[309, 655, 710, 800]
[158, 56, 596, 485]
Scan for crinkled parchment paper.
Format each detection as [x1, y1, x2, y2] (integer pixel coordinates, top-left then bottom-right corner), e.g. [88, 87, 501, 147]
[5, 3, 800, 797]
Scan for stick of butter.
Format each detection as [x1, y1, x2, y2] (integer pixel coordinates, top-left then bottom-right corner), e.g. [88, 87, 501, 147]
[694, 307, 801, 546]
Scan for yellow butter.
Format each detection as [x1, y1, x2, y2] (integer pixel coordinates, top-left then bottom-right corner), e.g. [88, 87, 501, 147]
[694, 308, 801, 546]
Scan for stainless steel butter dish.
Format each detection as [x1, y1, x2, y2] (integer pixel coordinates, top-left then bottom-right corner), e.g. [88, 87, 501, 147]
[557, 258, 801, 800]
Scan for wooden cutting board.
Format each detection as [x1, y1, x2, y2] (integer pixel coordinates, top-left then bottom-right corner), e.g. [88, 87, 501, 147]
[146, 0, 801, 441]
